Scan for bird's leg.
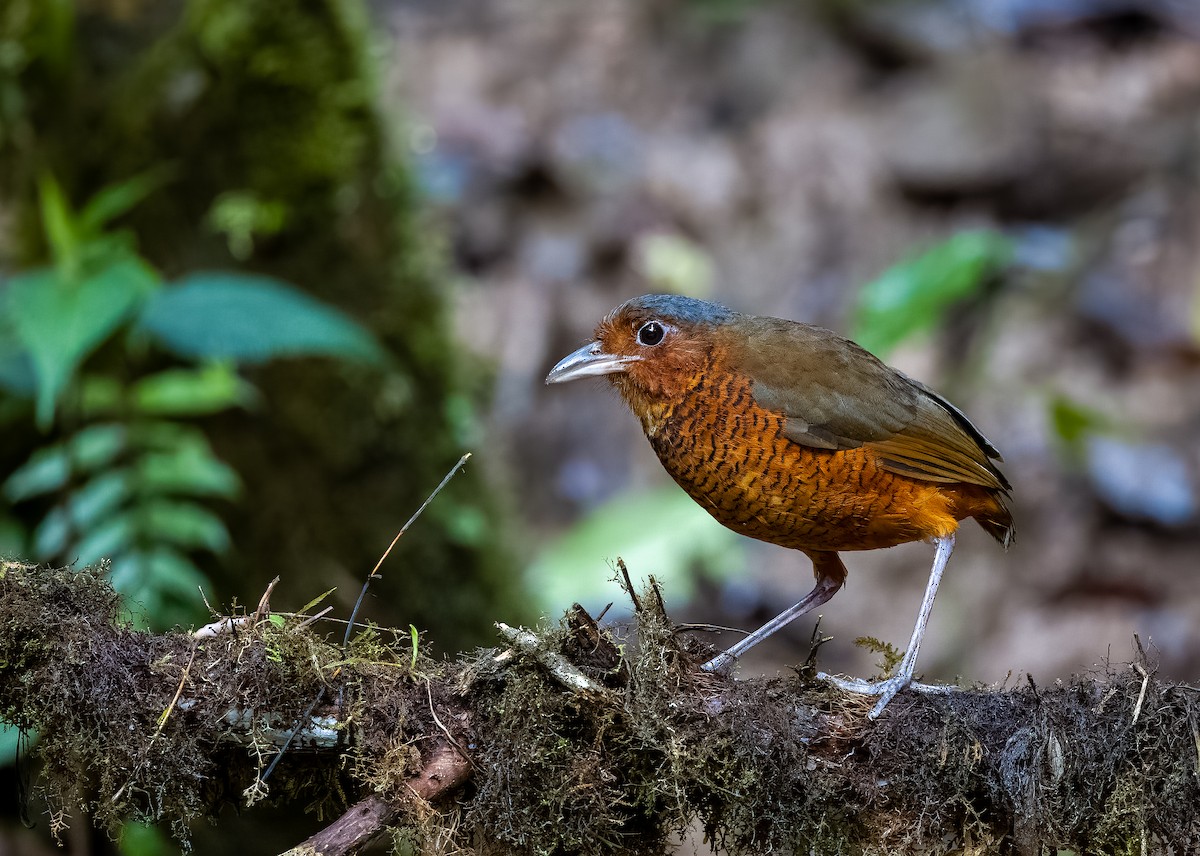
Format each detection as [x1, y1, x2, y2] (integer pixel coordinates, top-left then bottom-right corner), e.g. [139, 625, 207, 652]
[819, 533, 956, 719]
[702, 551, 846, 673]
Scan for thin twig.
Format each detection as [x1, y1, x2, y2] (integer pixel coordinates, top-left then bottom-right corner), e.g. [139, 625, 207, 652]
[112, 646, 197, 802]
[495, 623, 611, 697]
[254, 576, 281, 621]
[617, 558, 641, 612]
[426, 679, 478, 772]
[262, 454, 471, 790]
[293, 605, 334, 633]
[673, 622, 750, 636]
[342, 453, 472, 652]
[1132, 663, 1150, 725]
[258, 686, 328, 787]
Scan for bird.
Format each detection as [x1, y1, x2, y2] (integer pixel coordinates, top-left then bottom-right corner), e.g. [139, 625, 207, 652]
[546, 293, 1013, 718]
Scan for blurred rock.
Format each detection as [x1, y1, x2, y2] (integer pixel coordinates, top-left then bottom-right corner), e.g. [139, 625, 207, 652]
[550, 112, 644, 193]
[1087, 436, 1198, 525]
[877, 53, 1038, 199]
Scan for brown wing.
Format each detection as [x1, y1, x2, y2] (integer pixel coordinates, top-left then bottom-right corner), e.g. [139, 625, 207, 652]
[727, 318, 1010, 492]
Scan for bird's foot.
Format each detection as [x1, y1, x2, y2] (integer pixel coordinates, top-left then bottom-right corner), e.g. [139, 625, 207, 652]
[817, 671, 952, 719]
[700, 650, 736, 673]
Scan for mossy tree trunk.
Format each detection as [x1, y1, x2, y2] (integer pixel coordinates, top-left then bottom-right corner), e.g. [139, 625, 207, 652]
[0, 0, 524, 650]
[4, 562, 1198, 856]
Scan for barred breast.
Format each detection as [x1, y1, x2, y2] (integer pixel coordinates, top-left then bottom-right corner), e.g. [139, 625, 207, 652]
[647, 369, 962, 552]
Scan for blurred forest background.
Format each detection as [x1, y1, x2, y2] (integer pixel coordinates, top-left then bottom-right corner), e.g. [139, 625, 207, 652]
[2, 0, 1200, 853]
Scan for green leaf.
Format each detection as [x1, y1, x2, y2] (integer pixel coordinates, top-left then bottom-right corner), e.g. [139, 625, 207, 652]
[109, 548, 210, 626]
[72, 512, 136, 566]
[0, 297, 36, 395]
[207, 191, 288, 260]
[851, 230, 1012, 358]
[38, 173, 78, 274]
[1047, 393, 1112, 464]
[4, 424, 127, 501]
[135, 447, 240, 499]
[141, 500, 230, 553]
[7, 258, 158, 428]
[128, 420, 214, 452]
[67, 470, 133, 528]
[0, 352, 36, 396]
[296, 587, 337, 616]
[137, 272, 386, 365]
[526, 485, 744, 612]
[32, 508, 71, 558]
[78, 169, 171, 236]
[32, 471, 132, 558]
[131, 364, 258, 416]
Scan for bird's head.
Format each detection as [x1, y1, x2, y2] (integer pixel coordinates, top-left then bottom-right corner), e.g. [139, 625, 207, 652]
[546, 294, 737, 412]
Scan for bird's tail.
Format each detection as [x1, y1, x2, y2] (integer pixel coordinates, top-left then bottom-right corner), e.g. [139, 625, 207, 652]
[974, 493, 1015, 550]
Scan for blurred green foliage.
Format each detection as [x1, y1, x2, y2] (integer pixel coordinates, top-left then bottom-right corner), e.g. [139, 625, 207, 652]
[0, 0, 525, 653]
[1047, 393, 1113, 466]
[118, 821, 174, 856]
[527, 486, 743, 613]
[852, 230, 1013, 358]
[1, 175, 384, 627]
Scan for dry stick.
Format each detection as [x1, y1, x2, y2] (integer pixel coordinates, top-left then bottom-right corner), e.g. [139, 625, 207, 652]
[495, 623, 611, 697]
[617, 558, 641, 612]
[283, 743, 472, 856]
[259, 453, 473, 791]
[112, 646, 197, 802]
[293, 605, 334, 633]
[1132, 663, 1150, 726]
[254, 576, 282, 620]
[425, 679, 478, 772]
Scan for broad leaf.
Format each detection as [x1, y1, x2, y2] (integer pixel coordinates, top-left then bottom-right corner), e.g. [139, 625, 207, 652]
[4, 424, 127, 501]
[71, 512, 136, 566]
[138, 272, 386, 365]
[140, 500, 230, 553]
[852, 231, 1012, 358]
[128, 421, 215, 452]
[0, 352, 36, 396]
[110, 548, 210, 629]
[31, 471, 133, 558]
[8, 259, 158, 428]
[66, 470, 132, 528]
[0, 297, 36, 396]
[136, 448, 240, 499]
[131, 364, 258, 416]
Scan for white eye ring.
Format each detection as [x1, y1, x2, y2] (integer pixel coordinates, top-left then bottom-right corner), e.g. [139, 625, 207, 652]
[637, 321, 666, 346]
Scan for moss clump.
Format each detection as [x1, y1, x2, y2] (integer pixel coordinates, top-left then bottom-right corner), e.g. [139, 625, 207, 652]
[0, 563, 436, 846]
[6, 564, 1200, 853]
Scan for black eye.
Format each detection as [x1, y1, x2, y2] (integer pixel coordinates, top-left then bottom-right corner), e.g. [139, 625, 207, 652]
[637, 321, 665, 347]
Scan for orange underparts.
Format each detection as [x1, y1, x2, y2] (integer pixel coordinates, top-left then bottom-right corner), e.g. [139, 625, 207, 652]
[644, 376, 1009, 556]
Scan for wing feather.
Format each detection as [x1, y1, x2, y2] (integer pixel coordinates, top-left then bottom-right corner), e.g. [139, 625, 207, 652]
[727, 318, 1009, 492]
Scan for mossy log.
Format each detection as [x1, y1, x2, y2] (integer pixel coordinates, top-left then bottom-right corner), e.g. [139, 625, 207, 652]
[3, 560, 1199, 855]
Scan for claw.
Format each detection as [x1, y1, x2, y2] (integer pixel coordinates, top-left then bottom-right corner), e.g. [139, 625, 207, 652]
[817, 671, 953, 718]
